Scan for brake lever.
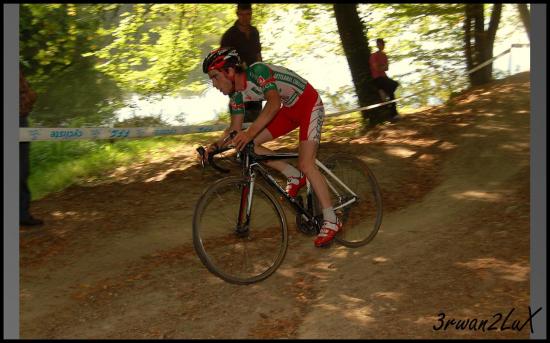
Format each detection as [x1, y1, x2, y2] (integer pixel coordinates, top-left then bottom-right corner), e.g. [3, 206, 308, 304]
[196, 131, 239, 172]
[196, 146, 207, 168]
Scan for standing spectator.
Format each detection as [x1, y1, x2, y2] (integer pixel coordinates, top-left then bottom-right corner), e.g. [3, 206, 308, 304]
[369, 38, 400, 121]
[20, 66, 44, 227]
[220, 3, 263, 123]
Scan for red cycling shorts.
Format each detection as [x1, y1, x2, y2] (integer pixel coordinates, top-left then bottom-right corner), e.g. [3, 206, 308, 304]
[266, 83, 325, 143]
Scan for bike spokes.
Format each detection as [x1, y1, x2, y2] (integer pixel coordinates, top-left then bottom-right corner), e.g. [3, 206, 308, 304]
[322, 155, 383, 247]
[193, 177, 288, 284]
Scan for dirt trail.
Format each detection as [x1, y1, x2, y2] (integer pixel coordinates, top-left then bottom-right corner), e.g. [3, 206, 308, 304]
[20, 72, 531, 339]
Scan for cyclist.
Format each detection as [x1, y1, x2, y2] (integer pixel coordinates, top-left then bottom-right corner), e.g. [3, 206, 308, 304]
[202, 47, 341, 247]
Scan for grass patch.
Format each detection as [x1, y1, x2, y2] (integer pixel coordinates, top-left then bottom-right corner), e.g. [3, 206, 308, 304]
[28, 132, 219, 200]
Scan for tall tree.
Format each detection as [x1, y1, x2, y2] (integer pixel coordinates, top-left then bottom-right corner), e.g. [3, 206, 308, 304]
[516, 4, 530, 41]
[20, 4, 113, 88]
[464, 4, 502, 86]
[333, 4, 384, 127]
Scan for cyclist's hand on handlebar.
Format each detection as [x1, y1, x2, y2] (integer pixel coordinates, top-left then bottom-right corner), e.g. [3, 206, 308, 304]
[196, 142, 218, 165]
[233, 130, 253, 151]
[204, 142, 219, 157]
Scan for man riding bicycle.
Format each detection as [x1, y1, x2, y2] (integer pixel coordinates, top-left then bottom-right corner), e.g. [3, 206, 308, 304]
[202, 47, 342, 247]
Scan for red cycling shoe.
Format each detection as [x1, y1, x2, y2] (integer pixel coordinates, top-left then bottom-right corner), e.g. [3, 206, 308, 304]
[314, 218, 342, 247]
[285, 173, 306, 198]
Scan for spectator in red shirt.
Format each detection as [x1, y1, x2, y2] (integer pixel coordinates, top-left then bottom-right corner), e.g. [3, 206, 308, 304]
[369, 38, 400, 121]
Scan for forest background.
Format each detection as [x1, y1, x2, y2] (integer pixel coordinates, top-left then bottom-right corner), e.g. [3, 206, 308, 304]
[19, 3, 531, 199]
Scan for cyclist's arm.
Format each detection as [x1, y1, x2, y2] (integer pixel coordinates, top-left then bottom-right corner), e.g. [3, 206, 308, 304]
[206, 114, 244, 153]
[245, 89, 280, 138]
[221, 114, 244, 146]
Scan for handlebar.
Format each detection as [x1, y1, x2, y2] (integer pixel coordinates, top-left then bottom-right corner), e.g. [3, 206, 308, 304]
[196, 131, 240, 173]
[196, 145, 234, 173]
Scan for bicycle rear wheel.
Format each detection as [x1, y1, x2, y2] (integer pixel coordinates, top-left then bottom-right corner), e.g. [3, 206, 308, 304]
[193, 176, 288, 284]
[320, 154, 383, 247]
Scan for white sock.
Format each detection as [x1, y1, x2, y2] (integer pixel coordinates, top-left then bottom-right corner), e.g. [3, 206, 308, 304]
[282, 165, 302, 179]
[322, 207, 337, 223]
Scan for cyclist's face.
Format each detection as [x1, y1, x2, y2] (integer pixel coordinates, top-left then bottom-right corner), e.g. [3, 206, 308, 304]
[208, 69, 234, 95]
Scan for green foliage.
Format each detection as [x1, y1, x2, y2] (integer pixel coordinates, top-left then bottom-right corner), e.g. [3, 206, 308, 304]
[20, 4, 237, 126]
[30, 60, 125, 127]
[89, 4, 235, 96]
[113, 115, 172, 128]
[28, 134, 200, 200]
[20, 4, 109, 88]
[260, 4, 342, 65]
[21, 4, 126, 126]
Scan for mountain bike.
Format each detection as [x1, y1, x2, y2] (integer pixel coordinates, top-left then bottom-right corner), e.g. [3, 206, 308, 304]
[193, 132, 383, 284]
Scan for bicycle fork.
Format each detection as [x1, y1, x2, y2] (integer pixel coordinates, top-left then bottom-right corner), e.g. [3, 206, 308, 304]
[235, 171, 256, 237]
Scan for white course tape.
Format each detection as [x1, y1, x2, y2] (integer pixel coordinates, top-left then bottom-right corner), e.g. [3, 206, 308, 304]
[325, 90, 427, 118]
[19, 124, 229, 142]
[467, 48, 511, 75]
[20, 44, 525, 142]
[18, 92, 421, 142]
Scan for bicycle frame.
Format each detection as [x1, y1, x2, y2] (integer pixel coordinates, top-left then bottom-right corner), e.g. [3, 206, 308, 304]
[316, 160, 359, 211]
[236, 143, 359, 232]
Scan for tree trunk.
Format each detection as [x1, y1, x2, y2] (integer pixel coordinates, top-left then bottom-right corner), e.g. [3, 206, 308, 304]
[464, 4, 502, 86]
[517, 4, 531, 41]
[333, 4, 383, 127]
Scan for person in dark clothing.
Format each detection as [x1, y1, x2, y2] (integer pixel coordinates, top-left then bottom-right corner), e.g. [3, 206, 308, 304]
[220, 3, 263, 123]
[221, 3, 262, 68]
[19, 66, 44, 226]
[369, 38, 400, 121]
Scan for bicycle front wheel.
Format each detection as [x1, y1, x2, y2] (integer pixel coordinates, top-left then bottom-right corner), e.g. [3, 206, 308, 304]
[321, 154, 383, 247]
[193, 176, 288, 284]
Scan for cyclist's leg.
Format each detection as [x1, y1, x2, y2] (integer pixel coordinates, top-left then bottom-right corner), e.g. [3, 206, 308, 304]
[297, 94, 330, 209]
[298, 140, 331, 209]
[253, 129, 290, 173]
[253, 107, 299, 173]
[297, 89, 343, 245]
